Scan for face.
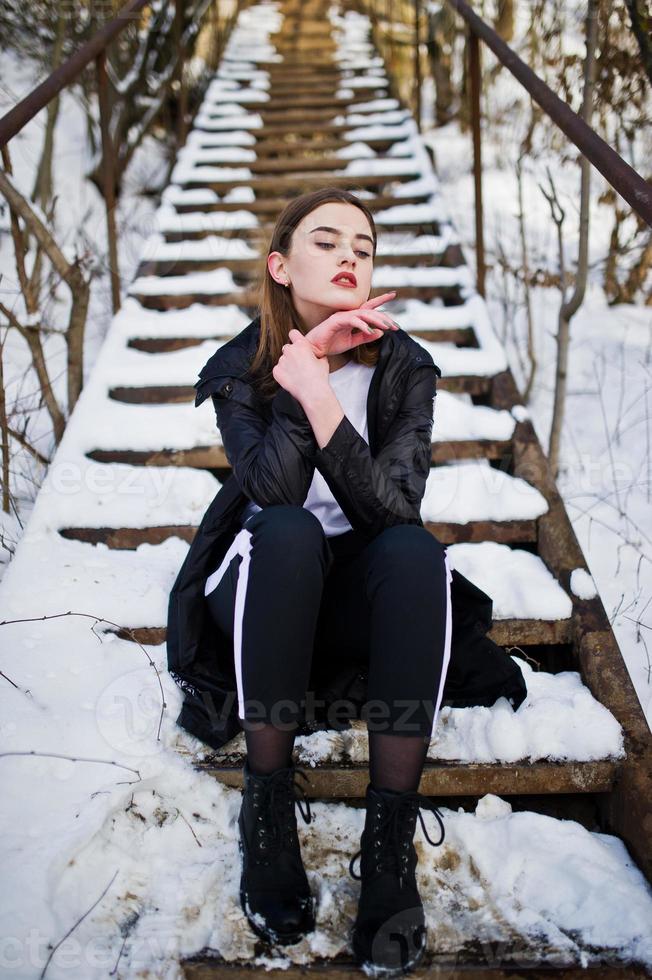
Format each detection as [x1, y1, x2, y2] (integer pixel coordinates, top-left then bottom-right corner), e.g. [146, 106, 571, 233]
[267, 201, 375, 329]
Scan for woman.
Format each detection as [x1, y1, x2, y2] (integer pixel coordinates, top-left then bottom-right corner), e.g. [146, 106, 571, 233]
[199, 185, 445, 974]
[167, 187, 525, 975]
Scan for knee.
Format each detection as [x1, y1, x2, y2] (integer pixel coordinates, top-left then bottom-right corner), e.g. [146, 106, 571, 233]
[250, 504, 325, 550]
[372, 524, 445, 574]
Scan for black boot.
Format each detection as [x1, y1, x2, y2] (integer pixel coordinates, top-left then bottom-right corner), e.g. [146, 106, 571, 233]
[238, 760, 315, 946]
[349, 784, 445, 976]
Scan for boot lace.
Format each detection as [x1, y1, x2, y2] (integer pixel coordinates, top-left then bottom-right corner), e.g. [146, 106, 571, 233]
[348, 791, 445, 888]
[252, 767, 312, 863]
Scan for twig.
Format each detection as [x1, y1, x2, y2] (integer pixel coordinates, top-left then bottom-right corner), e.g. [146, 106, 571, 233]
[175, 807, 203, 847]
[0, 610, 167, 740]
[40, 870, 119, 980]
[0, 750, 141, 778]
[7, 424, 51, 466]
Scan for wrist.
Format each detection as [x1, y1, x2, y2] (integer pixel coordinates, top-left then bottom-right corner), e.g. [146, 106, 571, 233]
[304, 331, 327, 358]
[299, 382, 337, 412]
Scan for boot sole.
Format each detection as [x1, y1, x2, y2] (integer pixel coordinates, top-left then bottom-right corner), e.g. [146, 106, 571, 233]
[352, 926, 426, 977]
[354, 944, 425, 978]
[240, 886, 315, 946]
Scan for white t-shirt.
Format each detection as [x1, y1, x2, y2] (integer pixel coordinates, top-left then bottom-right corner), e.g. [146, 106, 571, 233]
[240, 358, 376, 536]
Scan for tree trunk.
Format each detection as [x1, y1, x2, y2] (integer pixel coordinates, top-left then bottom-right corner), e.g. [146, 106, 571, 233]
[426, 7, 456, 125]
[495, 0, 515, 41]
[31, 3, 66, 211]
[0, 334, 10, 513]
[66, 269, 90, 414]
[624, 0, 652, 87]
[548, 0, 598, 478]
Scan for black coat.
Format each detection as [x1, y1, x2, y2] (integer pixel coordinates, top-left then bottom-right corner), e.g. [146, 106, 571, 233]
[166, 316, 527, 749]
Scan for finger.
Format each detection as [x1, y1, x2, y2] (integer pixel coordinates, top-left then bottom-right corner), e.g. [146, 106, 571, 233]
[357, 310, 398, 330]
[349, 315, 378, 335]
[361, 291, 397, 309]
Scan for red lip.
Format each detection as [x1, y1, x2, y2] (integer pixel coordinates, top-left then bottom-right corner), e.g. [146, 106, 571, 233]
[331, 272, 357, 287]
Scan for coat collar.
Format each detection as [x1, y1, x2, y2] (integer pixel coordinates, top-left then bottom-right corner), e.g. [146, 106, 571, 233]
[194, 313, 439, 405]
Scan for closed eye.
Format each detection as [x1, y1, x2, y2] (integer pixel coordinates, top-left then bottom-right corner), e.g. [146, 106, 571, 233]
[317, 242, 371, 258]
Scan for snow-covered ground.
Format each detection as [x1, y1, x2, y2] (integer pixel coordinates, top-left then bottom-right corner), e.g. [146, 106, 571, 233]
[0, 49, 170, 568]
[420, 63, 652, 736]
[1, 3, 651, 978]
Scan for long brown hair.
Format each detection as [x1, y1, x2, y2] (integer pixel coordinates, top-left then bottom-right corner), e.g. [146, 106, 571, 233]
[249, 187, 382, 400]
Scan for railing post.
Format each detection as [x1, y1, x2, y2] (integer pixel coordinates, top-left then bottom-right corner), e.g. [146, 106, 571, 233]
[414, 0, 422, 132]
[468, 30, 486, 297]
[96, 50, 121, 315]
[175, 0, 188, 147]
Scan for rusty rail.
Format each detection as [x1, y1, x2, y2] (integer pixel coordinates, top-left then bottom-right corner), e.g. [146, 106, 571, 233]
[0, 0, 150, 149]
[444, 0, 652, 294]
[0, 0, 151, 315]
[0, 0, 235, 314]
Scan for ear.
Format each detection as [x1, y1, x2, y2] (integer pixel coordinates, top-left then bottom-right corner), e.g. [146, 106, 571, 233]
[267, 251, 288, 286]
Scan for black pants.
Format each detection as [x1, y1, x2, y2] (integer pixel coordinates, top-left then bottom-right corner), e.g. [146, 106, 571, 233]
[204, 505, 453, 738]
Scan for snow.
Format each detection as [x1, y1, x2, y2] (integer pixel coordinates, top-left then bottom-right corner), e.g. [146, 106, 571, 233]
[341, 109, 411, 127]
[141, 234, 259, 262]
[110, 298, 249, 339]
[421, 96, 652, 731]
[448, 542, 574, 620]
[284, 656, 624, 765]
[162, 184, 255, 206]
[345, 121, 417, 141]
[421, 461, 548, 524]
[570, 568, 599, 600]
[170, 163, 254, 184]
[152, 206, 258, 234]
[433, 391, 516, 442]
[2, 0, 651, 975]
[175, 145, 257, 163]
[202, 81, 271, 103]
[129, 267, 238, 296]
[372, 264, 472, 288]
[185, 129, 258, 146]
[193, 112, 264, 130]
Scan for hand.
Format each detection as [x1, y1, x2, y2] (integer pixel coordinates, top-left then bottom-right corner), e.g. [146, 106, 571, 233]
[272, 328, 330, 402]
[305, 291, 400, 357]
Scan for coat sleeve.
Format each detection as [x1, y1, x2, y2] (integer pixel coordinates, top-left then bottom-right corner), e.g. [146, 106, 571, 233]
[312, 363, 438, 539]
[209, 377, 318, 507]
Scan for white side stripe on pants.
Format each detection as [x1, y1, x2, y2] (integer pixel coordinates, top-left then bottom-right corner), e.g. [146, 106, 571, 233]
[204, 527, 254, 721]
[204, 531, 454, 732]
[429, 550, 453, 738]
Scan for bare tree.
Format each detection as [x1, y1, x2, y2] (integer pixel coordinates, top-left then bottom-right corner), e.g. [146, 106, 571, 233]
[31, 4, 67, 212]
[515, 153, 538, 402]
[540, 0, 599, 479]
[624, 0, 652, 87]
[495, 0, 515, 41]
[0, 150, 91, 442]
[0, 328, 10, 515]
[425, 4, 458, 125]
[85, 0, 215, 197]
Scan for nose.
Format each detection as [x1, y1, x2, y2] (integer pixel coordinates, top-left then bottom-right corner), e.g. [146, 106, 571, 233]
[337, 241, 357, 264]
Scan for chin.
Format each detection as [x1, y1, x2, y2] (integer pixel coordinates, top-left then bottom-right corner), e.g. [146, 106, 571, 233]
[327, 289, 363, 307]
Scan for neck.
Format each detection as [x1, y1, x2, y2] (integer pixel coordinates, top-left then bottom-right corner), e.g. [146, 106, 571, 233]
[328, 351, 352, 373]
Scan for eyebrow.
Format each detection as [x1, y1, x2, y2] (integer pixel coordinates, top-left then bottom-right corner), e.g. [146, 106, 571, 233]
[308, 225, 374, 246]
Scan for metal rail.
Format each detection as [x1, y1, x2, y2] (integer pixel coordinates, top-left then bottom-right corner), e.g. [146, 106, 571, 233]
[0, 0, 237, 313]
[443, 0, 652, 293]
[0, 0, 150, 149]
